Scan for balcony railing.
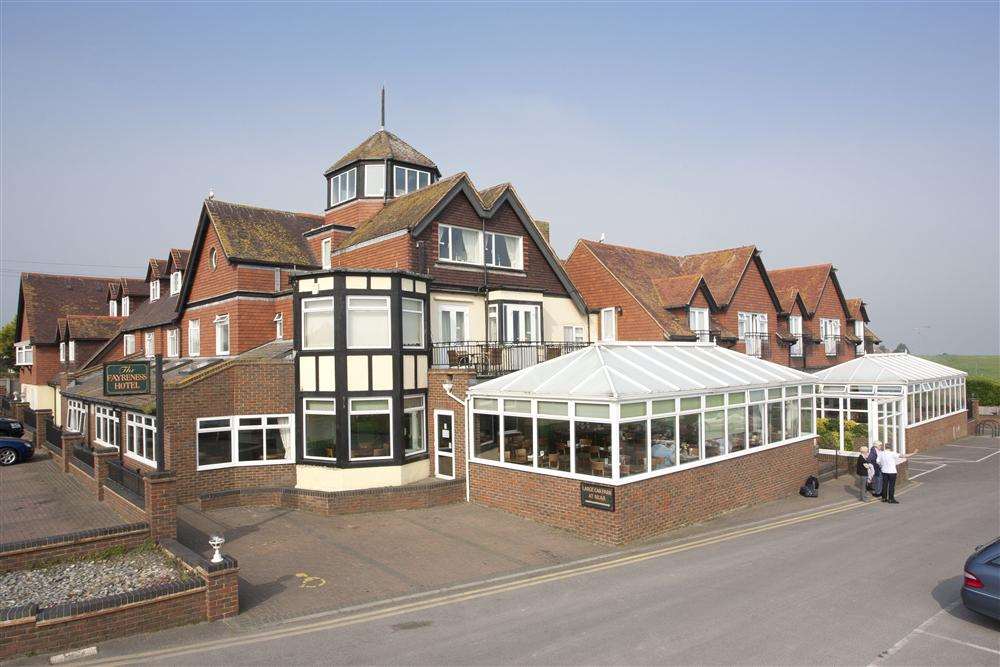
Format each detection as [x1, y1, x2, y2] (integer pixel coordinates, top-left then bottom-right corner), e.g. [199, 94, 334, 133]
[432, 341, 590, 378]
[742, 332, 771, 360]
[691, 330, 715, 343]
[822, 335, 842, 357]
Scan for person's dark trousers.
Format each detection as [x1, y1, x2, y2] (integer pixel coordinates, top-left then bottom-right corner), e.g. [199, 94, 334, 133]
[883, 473, 898, 502]
[857, 473, 869, 501]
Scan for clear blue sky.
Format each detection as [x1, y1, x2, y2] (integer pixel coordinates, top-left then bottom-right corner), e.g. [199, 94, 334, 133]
[2, 2, 997, 354]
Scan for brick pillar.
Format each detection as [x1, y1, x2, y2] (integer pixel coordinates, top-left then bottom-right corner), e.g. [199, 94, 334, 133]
[92, 448, 118, 501]
[33, 409, 52, 450]
[203, 560, 240, 621]
[428, 367, 474, 481]
[144, 471, 177, 541]
[60, 432, 84, 473]
[12, 401, 27, 422]
[969, 398, 980, 421]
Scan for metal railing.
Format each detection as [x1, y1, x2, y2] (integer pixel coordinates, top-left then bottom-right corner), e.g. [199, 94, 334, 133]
[822, 335, 842, 358]
[21, 407, 36, 429]
[105, 459, 145, 507]
[71, 444, 94, 473]
[0, 395, 11, 417]
[742, 333, 771, 360]
[432, 341, 590, 378]
[44, 417, 63, 451]
[790, 335, 804, 359]
[691, 330, 715, 343]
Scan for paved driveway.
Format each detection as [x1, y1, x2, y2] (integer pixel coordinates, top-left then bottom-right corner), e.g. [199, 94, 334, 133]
[0, 455, 128, 544]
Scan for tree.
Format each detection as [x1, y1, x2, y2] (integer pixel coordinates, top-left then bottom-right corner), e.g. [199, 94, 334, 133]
[893, 342, 910, 353]
[0, 317, 14, 368]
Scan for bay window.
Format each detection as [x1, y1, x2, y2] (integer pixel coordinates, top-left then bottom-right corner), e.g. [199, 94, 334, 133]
[402, 298, 424, 348]
[403, 395, 426, 456]
[438, 225, 483, 265]
[349, 398, 392, 460]
[125, 412, 156, 464]
[302, 298, 334, 350]
[347, 296, 390, 349]
[394, 166, 430, 196]
[329, 168, 356, 206]
[196, 414, 293, 469]
[303, 399, 337, 460]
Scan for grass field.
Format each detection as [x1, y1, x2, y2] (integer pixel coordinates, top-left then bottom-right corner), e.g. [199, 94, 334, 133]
[920, 355, 1000, 380]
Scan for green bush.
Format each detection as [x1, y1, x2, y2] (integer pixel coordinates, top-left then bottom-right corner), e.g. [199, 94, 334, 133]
[968, 376, 1000, 406]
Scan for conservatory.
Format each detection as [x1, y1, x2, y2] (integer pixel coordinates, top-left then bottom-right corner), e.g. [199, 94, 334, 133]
[812, 353, 967, 454]
[467, 342, 819, 485]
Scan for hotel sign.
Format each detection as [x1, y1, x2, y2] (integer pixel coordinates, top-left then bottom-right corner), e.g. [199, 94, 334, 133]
[103, 361, 151, 396]
[580, 482, 615, 512]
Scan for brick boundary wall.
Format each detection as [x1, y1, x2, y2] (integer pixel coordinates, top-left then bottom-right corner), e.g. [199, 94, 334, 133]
[0, 523, 150, 574]
[0, 539, 238, 661]
[905, 411, 970, 454]
[470, 438, 819, 545]
[200, 478, 465, 516]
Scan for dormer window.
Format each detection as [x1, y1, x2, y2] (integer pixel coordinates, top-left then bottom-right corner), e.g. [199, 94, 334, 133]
[364, 164, 386, 197]
[150, 280, 160, 301]
[321, 238, 332, 270]
[170, 271, 182, 295]
[329, 168, 357, 207]
[122, 296, 130, 316]
[109, 300, 118, 316]
[439, 225, 483, 265]
[60, 342, 66, 362]
[484, 232, 523, 270]
[394, 166, 430, 196]
[68, 341, 76, 362]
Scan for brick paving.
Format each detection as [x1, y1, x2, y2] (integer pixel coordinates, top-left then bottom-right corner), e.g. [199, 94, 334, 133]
[0, 455, 127, 545]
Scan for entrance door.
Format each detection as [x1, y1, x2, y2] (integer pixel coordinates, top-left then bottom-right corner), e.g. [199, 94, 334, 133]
[434, 410, 455, 479]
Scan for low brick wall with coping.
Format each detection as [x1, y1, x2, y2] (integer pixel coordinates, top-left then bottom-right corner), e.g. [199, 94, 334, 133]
[0, 523, 150, 574]
[0, 538, 239, 661]
[199, 478, 465, 516]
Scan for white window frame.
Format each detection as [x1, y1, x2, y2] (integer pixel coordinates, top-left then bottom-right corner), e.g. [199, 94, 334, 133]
[347, 296, 391, 349]
[364, 163, 386, 197]
[68, 340, 76, 362]
[109, 300, 118, 316]
[402, 297, 424, 349]
[94, 405, 119, 449]
[121, 296, 130, 317]
[403, 395, 427, 456]
[394, 165, 430, 196]
[689, 307, 711, 342]
[600, 307, 617, 342]
[215, 314, 230, 356]
[67, 399, 87, 434]
[820, 318, 840, 356]
[301, 297, 335, 350]
[170, 271, 182, 295]
[321, 237, 332, 270]
[484, 231, 524, 270]
[125, 412, 157, 466]
[188, 320, 200, 357]
[303, 399, 337, 462]
[738, 312, 768, 358]
[123, 334, 136, 356]
[854, 319, 865, 355]
[329, 168, 357, 207]
[789, 315, 804, 357]
[274, 313, 284, 341]
[15, 342, 34, 366]
[348, 397, 394, 461]
[167, 328, 180, 358]
[438, 224, 484, 266]
[149, 279, 160, 302]
[60, 342, 66, 362]
[563, 325, 585, 343]
[196, 414, 295, 471]
[210, 248, 218, 270]
[144, 332, 155, 358]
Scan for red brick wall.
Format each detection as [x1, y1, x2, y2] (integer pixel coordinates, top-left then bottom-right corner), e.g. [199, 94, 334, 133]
[180, 295, 290, 358]
[714, 258, 785, 364]
[806, 276, 854, 369]
[323, 199, 386, 229]
[564, 244, 666, 340]
[905, 411, 969, 453]
[188, 222, 239, 303]
[333, 232, 415, 271]
[163, 359, 297, 503]
[470, 438, 818, 544]
[427, 368, 475, 480]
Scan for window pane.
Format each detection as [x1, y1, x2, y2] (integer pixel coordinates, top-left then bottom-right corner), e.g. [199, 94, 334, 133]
[768, 402, 783, 443]
[351, 412, 391, 458]
[619, 420, 647, 478]
[538, 401, 567, 416]
[652, 399, 675, 415]
[705, 410, 724, 458]
[439, 227, 451, 260]
[680, 397, 701, 411]
[402, 299, 423, 347]
[621, 402, 647, 418]
[537, 418, 570, 471]
[474, 398, 498, 411]
[407, 169, 417, 193]
[574, 421, 611, 477]
[503, 415, 533, 467]
[418, 171, 429, 188]
[728, 392, 745, 405]
[474, 413, 500, 460]
[238, 427, 265, 462]
[749, 403, 764, 447]
[801, 404, 815, 434]
[706, 394, 725, 408]
[679, 413, 701, 464]
[353, 399, 389, 412]
[575, 403, 610, 419]
[348, 307, 389, 348]
[198, 429, 232, 467]
[364, 164, 385, 196]
[749, 390, 765, 403]
[404, 406, 425, 455]
[305, 412, 336, 458]
[728, 406, 747, 452]
[505, 399, 531, 414]
[395, 166, 405, 194]
[785, 399, 800, 439]
[651, 416, 676, 469]
[265, 424, 290, 460]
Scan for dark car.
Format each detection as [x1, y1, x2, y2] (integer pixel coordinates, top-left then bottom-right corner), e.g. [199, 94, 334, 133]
[0, 436, 34, 466]
[962, 537, 1000, 620]
[0, 417, 24, 439]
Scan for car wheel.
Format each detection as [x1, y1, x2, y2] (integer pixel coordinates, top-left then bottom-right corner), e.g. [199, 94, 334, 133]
[0, 448, 18, 466]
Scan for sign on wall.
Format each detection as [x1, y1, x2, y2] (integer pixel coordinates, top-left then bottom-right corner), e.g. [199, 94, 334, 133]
[103, 361, 151, 396]
[580, 482, 615, 512]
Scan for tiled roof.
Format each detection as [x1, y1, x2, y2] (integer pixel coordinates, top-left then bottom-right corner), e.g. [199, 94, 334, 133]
[120, 293, 181, 332]
[63, 315, 124, 341]
[768, 264, 833, 315]
[146, 258, 169, 281]
[119, 277, 148, 296]
[204, 199, 322, 267]
[326, 130, 437, 174]
[479, 183, 508, 209]
[654, 274, 705, 309]
[775, 287, 801, 314]
[18, 273, 119, 344]
[169, 248, 191, 272]
[846, 297, 869, 322]
[676, 246, 757, 306]
[864, 326, 882, 344]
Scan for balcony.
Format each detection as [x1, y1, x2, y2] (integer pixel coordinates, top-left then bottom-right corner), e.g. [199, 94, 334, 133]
[691, 329, 716, 343]
[742, 332, 771, 360]
[822, 335, 842, 358]
[432, 341, 590, 378]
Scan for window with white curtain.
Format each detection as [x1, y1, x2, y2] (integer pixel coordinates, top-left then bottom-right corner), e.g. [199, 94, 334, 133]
[67, 400, 87, 433]
[144, 332, 155, 358]
[215, 315, 230, 356]
[274, 313, 284, 340]
[149, 280, 160, 301]
[600, 308, 617, 342]
[123, 334, 135, 356]
[122, 297, 130, 316]
[68, 341, 76, 362]
[302, 297, 334, 349]
[438, 225, 483, 265]
[196, 414, 293, 469]
[167, 329, 179, 358]
[485, 232, 523, 270]
[188, 320, 200, 357]
[347, 296, 390, 348]
[402, 298, 423, 348]
[170, 271, 182, 295]
[109, 300, 118, 316]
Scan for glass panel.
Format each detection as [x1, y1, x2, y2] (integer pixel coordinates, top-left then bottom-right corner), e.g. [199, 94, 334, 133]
[574, 421, 612, 477]
[651, 416, 677, 469]
[538, 401, 568, 416]
[619, 420, 648, 478]
[575, 403, 610, 419]
[680, 397, 700, 412]
[403, 396, 423, 410]
[200, 418, 230, 429]
[621, 402, 647, 418]
[728, 392, 745, 405]
[727, 406, 747, 452]
[679, 413, 701, 464]
[303, 299, 334, 348]
[353, 399, 389, 412]
[474, 398, 498, 411]
[749, 403, 764, 447]
[768, 402, 783, 443]
[749, 390, 765, 403]
[305, 412, 336, 459]
[348, 300, 390, 348]
[706, 394, 725, 408]
[704, 410, 724, 458]
[238, 428, 264, 462]
[474, 413, 500, 460]
[768, 388, 782, 400]
[418, 171, 430, 188]
[402, 298, 423, 347]
[651, 399, 675, 415]
[403, 405, 425, 455]
[537, 418, 570, 471]
[265, 424, 290, 460]
[801, 404, 815, 434]
[503, 415, 533, 467]
[351, 412, 391, 458]
[785, 399, 800, 439]
[505, 399, 531, 414]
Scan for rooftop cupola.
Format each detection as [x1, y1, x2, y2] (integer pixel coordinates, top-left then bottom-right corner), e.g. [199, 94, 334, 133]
[323, 129, 440, 210]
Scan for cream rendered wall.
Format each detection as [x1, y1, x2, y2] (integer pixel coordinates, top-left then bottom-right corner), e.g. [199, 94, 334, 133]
[23, 383, 55, 411]
[430, 292, 487, 342]
[487, 289, 543, 303]
[542, 295, 591, 341]
[295, 458, 430, 492]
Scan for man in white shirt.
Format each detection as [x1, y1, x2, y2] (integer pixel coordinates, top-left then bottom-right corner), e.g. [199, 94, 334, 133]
[877, 443, 904, 504]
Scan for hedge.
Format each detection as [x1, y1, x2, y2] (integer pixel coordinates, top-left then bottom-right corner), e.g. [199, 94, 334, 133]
[968, 376, 1000, 406]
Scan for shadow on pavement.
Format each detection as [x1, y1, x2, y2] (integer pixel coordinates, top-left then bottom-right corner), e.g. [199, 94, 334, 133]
[931, 574, 1000, 632]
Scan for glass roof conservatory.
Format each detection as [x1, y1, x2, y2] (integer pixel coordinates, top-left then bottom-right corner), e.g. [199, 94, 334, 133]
[812, 353, 967, 454]
[467, 342, 819, 485]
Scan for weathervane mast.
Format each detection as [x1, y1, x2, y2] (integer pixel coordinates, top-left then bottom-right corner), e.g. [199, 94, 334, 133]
[380, 86, 386, 130]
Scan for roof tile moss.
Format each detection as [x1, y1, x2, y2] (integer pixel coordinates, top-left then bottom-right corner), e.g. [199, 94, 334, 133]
[19, 273, 120, 344]
[326, 130, 437, 174]
[63, 315, 125, 340]
[204, 199, 322, 267]
[768, 264, 834, 315]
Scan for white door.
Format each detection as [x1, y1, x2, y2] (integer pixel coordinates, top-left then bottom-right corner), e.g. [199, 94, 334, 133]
[434, 410, 456, 479]
[789, 316, 803, 357]
[437, 305, 470, 366]
[739, 313, 768, 357]
[504, 305, 540, 343]
[689, 308, 710, 342]
[855, 320, 865, 355]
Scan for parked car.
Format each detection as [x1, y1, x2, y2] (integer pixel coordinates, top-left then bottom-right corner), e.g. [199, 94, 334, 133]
[0, 436, 34, 466]
[962, 537, 1000, 620]
[0, 417, 24, 439]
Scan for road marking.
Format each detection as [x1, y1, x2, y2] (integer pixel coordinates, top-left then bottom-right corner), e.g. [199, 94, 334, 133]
[908, 464, 946, 480]
[85, 485, 922, 666]
[869, 600, 961, 666]
[913, 629, 1000, 655]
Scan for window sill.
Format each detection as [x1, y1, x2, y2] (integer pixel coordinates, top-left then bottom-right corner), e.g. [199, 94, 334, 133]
[197, 458, 294, 472]
[124, 450, 156, 468]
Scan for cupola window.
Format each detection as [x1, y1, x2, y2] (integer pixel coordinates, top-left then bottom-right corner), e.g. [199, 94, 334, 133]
[329, 168, 357, 207]
[394, 166, 430, 196]
[364, 164, 386, 197]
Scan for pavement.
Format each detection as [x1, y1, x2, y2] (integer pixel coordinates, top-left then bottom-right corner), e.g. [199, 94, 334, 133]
[13, 435, 1000, 665]
[0, 455, 128, 544]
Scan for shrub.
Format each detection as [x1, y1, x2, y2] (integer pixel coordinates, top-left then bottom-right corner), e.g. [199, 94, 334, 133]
[968, 376, 1000, 406]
